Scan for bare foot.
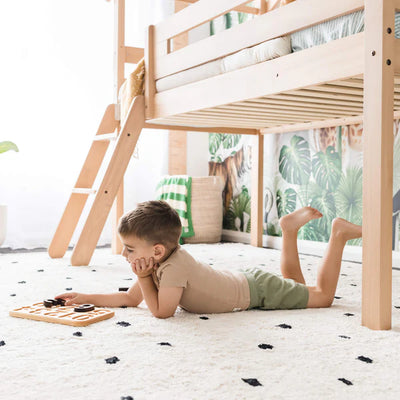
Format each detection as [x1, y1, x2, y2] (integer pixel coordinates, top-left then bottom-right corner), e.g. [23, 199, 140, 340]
[331, 218, 362, 241]
[279, 207, 323, 233]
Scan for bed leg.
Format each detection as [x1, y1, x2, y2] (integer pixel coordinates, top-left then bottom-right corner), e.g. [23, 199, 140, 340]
[250, 133, 264, 247]
[362, 0, 395, 330]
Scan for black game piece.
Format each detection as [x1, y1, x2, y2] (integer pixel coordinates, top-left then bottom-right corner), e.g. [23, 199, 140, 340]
[56, 298, 66, 306]
[74, 304, 95, 312]
[43, 299, 59, 308]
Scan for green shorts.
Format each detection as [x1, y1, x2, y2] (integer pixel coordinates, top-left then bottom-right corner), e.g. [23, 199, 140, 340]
[240, 267, 309, 310]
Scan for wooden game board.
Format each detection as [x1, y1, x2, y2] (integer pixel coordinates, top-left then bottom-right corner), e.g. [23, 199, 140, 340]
[9, 302, 115, 327]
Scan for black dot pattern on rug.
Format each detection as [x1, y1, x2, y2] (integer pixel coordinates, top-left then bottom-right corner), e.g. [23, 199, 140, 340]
[66, 277, 72, 280]
[65, 288, 72, 291]
[10, 294, 16, 297]
[344, 313, 354, 317]
[0, 341, 5, 347]
[395, 306, 400, 309]
[158, 342, 172, 346]
[92, 269, 96, 272]
[242, 378, 262, 387]
[199, 316, 209, 320]
[119, 287, 129, 292]
[339, 335, 351, 339]
[258, 344, 273, 350]
[11, 261, 18, 264]
[338, 378, 353, 386]
[120, 306, 128, 309]
[73, 332, 82, 337]
[121, 396, 134, 400]
[350, 284, 357, 287]
[357, 355, 373, 363]
[276, 323, 292, 329]
[18, 281, 26, 284]
[37, 269, 44, 272]
[123, 278, 133, 281]
[117, 321, 131, 327]
[105, 356, 120, 364]
[334, 296, 342, 299]
[341, 273, 348, 276]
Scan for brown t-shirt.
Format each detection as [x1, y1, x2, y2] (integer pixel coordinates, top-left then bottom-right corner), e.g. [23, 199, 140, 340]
[151, 246, 250, 314]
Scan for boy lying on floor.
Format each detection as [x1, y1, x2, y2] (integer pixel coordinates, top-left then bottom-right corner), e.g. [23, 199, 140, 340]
[56, 200, 362, 319]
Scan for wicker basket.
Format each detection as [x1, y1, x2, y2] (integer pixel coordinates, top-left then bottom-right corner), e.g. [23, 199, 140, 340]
[184, 176, 224, 244]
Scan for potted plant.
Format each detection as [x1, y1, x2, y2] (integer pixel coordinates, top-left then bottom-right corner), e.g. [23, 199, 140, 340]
[0, 141, 19, 246]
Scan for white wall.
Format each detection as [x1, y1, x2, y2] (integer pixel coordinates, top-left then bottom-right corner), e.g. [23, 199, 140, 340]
[0, 0, 210, 250]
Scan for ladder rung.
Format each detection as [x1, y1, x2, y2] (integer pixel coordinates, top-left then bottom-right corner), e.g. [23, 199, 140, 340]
[92, 132, 118, 141]
[72, 188, 97, 194]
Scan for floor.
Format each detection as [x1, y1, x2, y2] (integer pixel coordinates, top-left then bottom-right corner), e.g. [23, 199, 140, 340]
[1, 242, 400, 400]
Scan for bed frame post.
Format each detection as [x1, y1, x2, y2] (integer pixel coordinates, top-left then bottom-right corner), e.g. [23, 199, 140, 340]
[111, 0, 126, 255]
[250, 132, 264, 247]
[362, 0, 395, 330]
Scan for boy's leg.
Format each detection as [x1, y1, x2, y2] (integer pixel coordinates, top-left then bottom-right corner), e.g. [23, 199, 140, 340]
[307, 218, 362, 308]
[279, 207, 323, 284]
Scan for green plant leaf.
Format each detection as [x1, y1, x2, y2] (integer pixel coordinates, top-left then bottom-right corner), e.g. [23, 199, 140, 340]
[310, 188, 337, 240]
[279, 135, 311, 185]
[335, 167, 363, 225]
[223, 188, 251, 232]
[298, 220, 327, 242]
[0, 141, 19, 154]
[276, 188, 297, 218]
[312, 146, 342, 191]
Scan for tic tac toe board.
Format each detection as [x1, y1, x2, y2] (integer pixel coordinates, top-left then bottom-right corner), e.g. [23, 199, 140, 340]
[9, 302, 115, 327]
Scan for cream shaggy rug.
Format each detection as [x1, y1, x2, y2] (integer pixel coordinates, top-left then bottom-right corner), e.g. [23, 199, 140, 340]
[1, 242, 400, 400]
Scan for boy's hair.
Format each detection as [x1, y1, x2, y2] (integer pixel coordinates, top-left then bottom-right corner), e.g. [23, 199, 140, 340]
[118, 200, 182, 250]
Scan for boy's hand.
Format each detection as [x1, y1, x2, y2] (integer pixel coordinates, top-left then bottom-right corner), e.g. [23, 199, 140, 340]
[55, 292, 86, 306]
[131, 257, 156, 278]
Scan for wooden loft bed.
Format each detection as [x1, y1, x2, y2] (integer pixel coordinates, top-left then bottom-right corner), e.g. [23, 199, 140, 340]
[49, 0, 399, 331]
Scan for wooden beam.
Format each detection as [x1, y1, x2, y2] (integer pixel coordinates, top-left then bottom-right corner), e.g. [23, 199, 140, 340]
[144, 122, 258, 135]
[125, 46, 144, 64]
[250, 134, 264, 247]
[362, 0, 395, 330]
[111, 0, 125, 255]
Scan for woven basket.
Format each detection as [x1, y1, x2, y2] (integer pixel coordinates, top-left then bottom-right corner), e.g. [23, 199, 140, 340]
[184, 176, 224, 244]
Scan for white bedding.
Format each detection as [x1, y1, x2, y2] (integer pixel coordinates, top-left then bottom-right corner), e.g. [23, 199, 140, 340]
[155, 36, 291, 92]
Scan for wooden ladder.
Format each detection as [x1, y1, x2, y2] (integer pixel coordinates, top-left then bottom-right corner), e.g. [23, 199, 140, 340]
[48, 96, 145, 266]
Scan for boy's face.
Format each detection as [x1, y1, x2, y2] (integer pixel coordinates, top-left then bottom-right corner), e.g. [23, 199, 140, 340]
[120, 234, 165, 264]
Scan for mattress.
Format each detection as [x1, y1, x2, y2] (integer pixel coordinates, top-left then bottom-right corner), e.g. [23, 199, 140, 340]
[291, 10, 400, 52]
[155, 36, 291, 92]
